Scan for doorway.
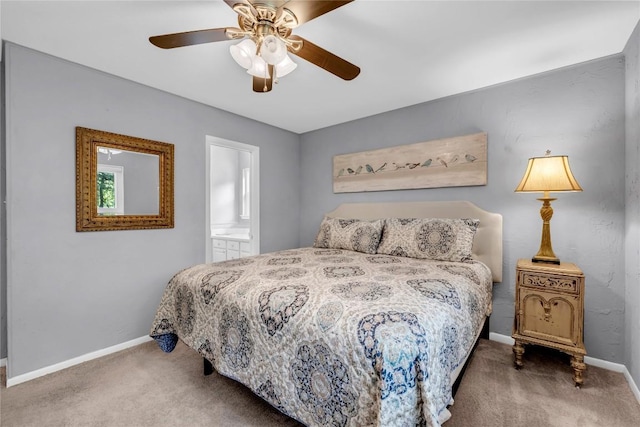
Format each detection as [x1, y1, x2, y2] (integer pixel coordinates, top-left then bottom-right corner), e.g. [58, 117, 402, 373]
[205, 136, 260, 263]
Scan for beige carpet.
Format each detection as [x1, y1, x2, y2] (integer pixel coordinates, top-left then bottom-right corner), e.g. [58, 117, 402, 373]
[1, 339, 639, 426]
[446, 341, 640, 426]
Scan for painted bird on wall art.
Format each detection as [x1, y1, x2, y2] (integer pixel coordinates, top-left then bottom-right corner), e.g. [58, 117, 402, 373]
[375, 163, 387, 172]
[336, 152, 480, 178]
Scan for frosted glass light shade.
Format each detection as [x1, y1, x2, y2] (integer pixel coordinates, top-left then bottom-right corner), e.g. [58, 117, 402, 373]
[98, 147, 122, 161]
[261, 35, 287, 65]
[247, 55, 270, 78]
[275, 55, 297, 77]
[230, 39, 257, 69]
[230, 36, 296, 82]
[515, 155, 582, 193]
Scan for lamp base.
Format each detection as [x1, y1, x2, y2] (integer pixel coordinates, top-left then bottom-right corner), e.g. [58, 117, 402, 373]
[532, 255, 560, 265]
[532, 196, 560, 265]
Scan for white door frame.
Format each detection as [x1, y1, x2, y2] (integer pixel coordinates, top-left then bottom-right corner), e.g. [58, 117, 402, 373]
[205, 136, 260, 262]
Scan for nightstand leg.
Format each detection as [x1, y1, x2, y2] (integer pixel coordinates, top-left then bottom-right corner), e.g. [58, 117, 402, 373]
[513, 341, 525, 369]
[571, 355, 586, 387]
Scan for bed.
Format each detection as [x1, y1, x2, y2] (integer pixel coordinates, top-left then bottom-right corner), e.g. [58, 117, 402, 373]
[150, 201, 502, 426]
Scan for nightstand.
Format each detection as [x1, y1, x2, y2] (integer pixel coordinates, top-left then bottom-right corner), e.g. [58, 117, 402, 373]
[512, 259, 587, 387]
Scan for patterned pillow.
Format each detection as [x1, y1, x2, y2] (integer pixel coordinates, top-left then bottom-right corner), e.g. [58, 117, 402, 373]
[313, 217, 384, 254]
[377, 218, 479, 261]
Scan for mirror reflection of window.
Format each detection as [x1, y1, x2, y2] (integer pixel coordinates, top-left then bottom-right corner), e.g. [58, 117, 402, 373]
[241, 167, 250, 219]
[97, 164, 124, 215]
[97, 146, 160, 215]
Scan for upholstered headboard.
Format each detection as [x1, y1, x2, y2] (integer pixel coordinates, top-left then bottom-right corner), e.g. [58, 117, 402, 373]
[325, 201, 503, 283]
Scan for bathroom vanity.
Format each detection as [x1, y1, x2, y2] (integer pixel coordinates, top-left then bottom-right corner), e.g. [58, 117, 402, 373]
[211, 231, 251, 262]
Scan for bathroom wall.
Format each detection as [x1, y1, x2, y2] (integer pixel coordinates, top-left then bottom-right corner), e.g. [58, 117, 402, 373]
[210, 145, 240, 227]
[210, 145, 252, 231]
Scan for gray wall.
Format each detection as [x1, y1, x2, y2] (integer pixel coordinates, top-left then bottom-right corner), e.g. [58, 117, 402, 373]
[120, 152, 159, 215]
[624, 21, 640, 387]
[300, 55, 626, 363]
[3, 43, 300, 378]
[1, 36, 637, 378]
[1, 52, 6, 361]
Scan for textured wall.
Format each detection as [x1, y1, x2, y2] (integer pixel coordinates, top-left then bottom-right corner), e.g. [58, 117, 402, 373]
[300, 55, 626, 362]
[1, 39, 636, 379]
[624, 21, 640, 387]
[3, 43, 300, 378]
[1, 55, 6, 361]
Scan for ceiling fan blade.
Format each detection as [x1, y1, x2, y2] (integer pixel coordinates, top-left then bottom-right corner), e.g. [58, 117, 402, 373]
[280, 0, 353, 26]
[149, 28, 234, 49]
[252, 65, 275, 93]
[288, 35, 360, 80]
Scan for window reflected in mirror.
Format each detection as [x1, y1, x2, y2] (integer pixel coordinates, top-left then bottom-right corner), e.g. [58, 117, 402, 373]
[97, 164, 124, 215]
[96, 146, 160, 216]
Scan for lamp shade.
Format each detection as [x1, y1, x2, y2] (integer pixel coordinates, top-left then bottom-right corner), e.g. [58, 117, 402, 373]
[261, 35, 287, 65]
[275, 55, 297, 77]
[230, 39, 257, 70]
[515, 154, 582, 193]
[247, 55, 270, 78]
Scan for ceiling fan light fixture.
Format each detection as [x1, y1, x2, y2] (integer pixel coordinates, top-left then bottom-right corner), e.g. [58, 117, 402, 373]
[261, 35, 287, 65]
[230, 38, 257, 69]
[247, 55, 270, 78]
[151, 0, 359, 92]
[275, 55, 297, 78]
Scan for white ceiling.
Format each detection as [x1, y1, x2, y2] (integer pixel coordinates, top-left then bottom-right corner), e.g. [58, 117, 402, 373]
[2, 1, 639, 134]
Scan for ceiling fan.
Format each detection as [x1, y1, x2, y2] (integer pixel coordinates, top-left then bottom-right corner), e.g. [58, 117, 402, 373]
[149, 0, 361, 93]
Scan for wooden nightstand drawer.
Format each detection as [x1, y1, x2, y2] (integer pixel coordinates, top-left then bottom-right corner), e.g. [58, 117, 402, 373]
[520, 271, 580, 294]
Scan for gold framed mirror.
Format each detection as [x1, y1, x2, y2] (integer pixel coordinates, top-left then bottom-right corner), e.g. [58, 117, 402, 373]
[76, 127, 174, 231]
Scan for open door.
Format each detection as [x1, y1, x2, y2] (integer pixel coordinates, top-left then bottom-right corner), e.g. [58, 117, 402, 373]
[205, 136, 260, 263]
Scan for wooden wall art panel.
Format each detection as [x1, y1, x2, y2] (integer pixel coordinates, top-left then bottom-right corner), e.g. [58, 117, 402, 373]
[333, 132, 487, 193]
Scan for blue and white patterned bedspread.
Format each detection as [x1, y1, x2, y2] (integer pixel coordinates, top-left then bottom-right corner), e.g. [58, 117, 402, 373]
[150, 247, 492, 426]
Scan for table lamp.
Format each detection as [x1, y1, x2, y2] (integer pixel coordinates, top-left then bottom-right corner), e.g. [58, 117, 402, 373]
[515, 150, 582, 264]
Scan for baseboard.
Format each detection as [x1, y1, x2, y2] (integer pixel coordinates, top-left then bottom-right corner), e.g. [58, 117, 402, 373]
[488, 333, 640, 404]
[489, 332, 515, 346]
[623, 367, 640, 404]
[0, 357, 6, 368]
[6, 335, 153, 388]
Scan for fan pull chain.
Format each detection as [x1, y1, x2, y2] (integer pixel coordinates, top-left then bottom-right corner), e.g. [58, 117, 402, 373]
[263, 66, 268, 92]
